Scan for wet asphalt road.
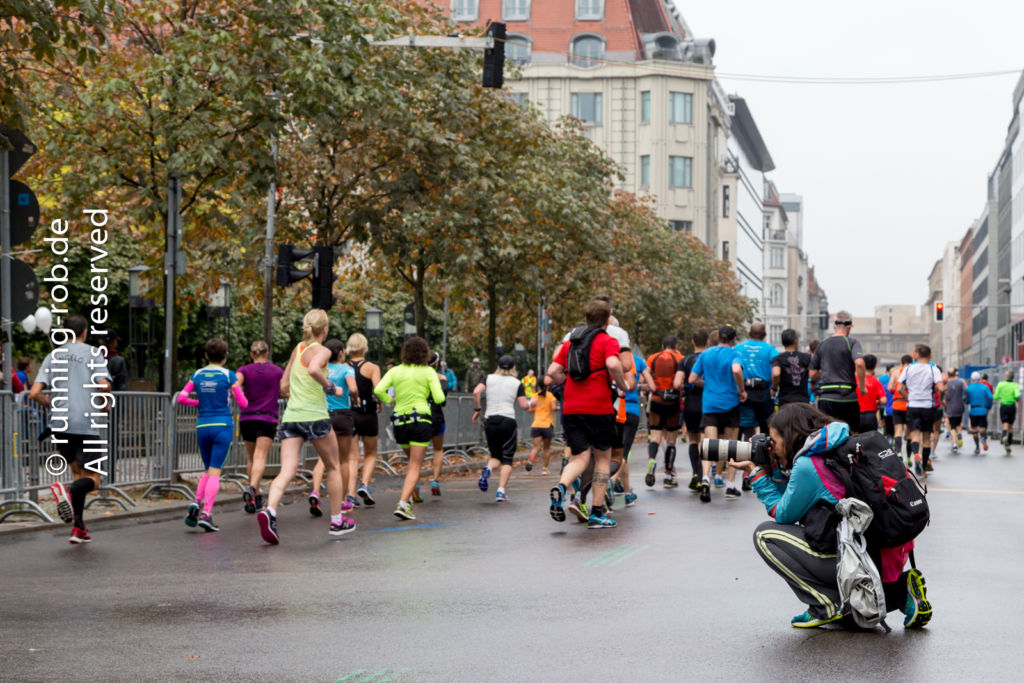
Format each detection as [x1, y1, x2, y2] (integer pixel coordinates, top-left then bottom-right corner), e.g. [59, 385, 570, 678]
[1, 436, 1023, 682]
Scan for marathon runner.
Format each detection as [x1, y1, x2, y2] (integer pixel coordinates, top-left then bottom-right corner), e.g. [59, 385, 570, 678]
[809, 311, 864, 432]
[526, 380, 559, 475]
[472, 355, 530, 503]
[236, 340, 283, 514]
[993, 370, 1021, 454]
[897, 345, 944, 476]
[611, 349, 654, 506]
[889, 354, 912, 461]
[673, 330, 709, 491]
[879, 364, 896, 444]
[346, 333, 382, 507]
[965, 372, 992, 454]
[308, 339, 359, 516]
[427, 351, 449, 496]
[856, 354, 887, 434]
[944, 368, 967, 453]
[645, 335, 684, 488]
[771, 329, 810, 409]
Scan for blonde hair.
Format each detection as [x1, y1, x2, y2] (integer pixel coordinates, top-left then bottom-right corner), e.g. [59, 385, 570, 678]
[302, 309, 329, 343]
[250, 340, 270, 358]
[346, 332, 368, 357]
[496, 367, 518, 378]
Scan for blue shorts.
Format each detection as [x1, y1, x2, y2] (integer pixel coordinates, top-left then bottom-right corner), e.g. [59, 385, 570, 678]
[198, 424, 234, 470]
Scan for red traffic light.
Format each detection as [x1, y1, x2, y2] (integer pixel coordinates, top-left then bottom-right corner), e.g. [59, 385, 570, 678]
[935, 301, 944, 321]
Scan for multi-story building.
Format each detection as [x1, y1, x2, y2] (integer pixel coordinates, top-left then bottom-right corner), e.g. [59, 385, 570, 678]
[925, 245, 960, 368]
[852, 305, 928, 367]
[1010, 73, 1024, 360]
[805, 266, 828, 345]
[958, 226, 974, 362]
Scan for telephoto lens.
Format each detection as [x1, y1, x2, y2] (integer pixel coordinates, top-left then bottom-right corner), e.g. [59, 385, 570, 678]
[700, 438, 752, 461]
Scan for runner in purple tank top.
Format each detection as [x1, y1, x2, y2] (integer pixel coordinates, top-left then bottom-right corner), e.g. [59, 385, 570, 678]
[237, 340, 284, 513]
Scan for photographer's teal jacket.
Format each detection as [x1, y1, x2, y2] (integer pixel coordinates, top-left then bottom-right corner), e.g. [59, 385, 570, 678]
[749, 422, 849, 524]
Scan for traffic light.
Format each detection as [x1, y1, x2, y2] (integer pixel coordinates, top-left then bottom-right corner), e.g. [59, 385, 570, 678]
[482, 22, 506, 89]
[0, 126, 40, 322]
[935, 301, 944, 322]
[276, 244, 314, 286]
[819, 312, 829, 331]
[311, 246, 337, 310]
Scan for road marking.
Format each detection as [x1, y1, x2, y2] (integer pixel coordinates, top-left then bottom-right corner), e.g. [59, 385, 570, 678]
[361, 521, 460, 534]
[584, 544, 649, 567]
[356, 669, 388, 682]
[335, 669, 410, 683]
[928, 487, 1024, 495]
[335, 671, 365, 682]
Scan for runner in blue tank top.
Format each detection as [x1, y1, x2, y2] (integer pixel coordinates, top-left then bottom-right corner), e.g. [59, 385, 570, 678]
[177, 338, 248, 532]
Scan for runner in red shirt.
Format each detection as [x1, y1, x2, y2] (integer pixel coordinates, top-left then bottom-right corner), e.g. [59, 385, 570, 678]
[857, 354, 887, 434]
[547, 297, 633, 529]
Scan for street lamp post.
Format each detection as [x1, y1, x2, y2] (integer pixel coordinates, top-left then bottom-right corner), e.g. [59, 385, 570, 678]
[365, 306, 383, 366]
[128, 265, 154, 382]
[209, 279, 232, 341]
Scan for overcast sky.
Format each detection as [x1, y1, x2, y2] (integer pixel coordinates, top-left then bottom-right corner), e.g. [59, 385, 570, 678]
[678, 0, 1024, 317]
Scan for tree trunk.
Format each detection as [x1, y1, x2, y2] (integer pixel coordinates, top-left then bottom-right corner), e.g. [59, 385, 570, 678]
[414, 256, 427, 339]
[487, 279, 497, 371]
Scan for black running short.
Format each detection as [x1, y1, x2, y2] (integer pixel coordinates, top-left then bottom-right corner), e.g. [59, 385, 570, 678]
[859, 411, 879, 434]
[562, 413, 616, 455]
[531, 426, 554, 440]
[683, 408, 703, 435]
[329, 409, 355, 437]
[394, 417, 432, 448]
[351, 410, 379, 438]
[277, 419, 332, 442]
[969, 414, 987, 429]
[817, 398, 861, 434]
[54, 432, 94, 468]
[700, 406, 739, 431]
[893, 409, 907, 426]
[647, 399, 681, 432]
[947, 415, 962, 429]
[239, 420, 276, 442]
[484, 415, 518, 465]
[612, 412, 641, 452]
[1000, 405, 1017, 426]
[905, 407, 934, 434]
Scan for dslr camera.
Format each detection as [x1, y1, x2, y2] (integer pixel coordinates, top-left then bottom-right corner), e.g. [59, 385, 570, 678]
[700, 433, 772, 467]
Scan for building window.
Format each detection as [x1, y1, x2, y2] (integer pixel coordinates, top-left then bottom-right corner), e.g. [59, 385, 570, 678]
[771, 283, 784, 307]
[571, 92, 603, 125]
[722, 240, 730, 260]
[722, 185, 730, 217]
[769, 324, 783, 347]
[640, 91, 650, 123]
[763, 213, 772, 232]
[510, 92, 529, 107]
[670, 220, 692, 232]
[640, 155, 650, 188]
[451, 0, 479, 21]
[506, 34, 531, 64]
[668, 156, 692, 188]
[668, 92, 692, 124]
[502, 0, 530, 21]
[576, 0, 604, 20]
[570, 35, 604, 67]
[771, 247, 783, 269]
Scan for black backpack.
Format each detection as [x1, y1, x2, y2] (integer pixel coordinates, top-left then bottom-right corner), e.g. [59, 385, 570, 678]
[567, 326, 606, 381]
[823, 431, 930, 548]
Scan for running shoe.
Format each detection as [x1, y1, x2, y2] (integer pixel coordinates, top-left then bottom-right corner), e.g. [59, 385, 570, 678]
[791, 611, 843, 628]
[257, 510, 279, 545]
[243, 486, 256, 514]
[742, 477, 752, 492]
[69, 526, 92, 544]
[329, 517, 357, 536]
[525, 457, 534, 472]
[308, 494, 323, 517]
[924, 460, 934, 473]
[541, 468, 550, 475]
[956, 435, 963, 449]
[663, 475, 678, 489]
[613, 479, 625, 494]
[624, 492, 638, 507]
[394, 501, 415, 521]
[587, 513, 617, 529]
[903, 568, 932, 629]
[699, 480, 711, 503]
[944, 430, 951, 440]
[198, 513, 219, 532]
[341, 497, 354, 512]
[713, 476, 724, 488]
[412, 486, 423, 503]
[357, 483, 375, 506]
[982, 437, 989, 451]
[688, 473, 700, 491]
[644, 458, 656, 487]
[345, 495, 359, 509]
[561, 456, 569, 470]
[548, 486, 566, 523]
[725, 487, 741, 500]
[431, 480, 441, 496]
[495, 491, 509, 503]
[50, 482, 73, 524]
[974, 447, 981, 456]
[478, 466, 491, 492]
[567, 496, 589, 523]
[254, 494, 265, 511]
[952, 445, 959, 454]
[184, 502, 200, 528]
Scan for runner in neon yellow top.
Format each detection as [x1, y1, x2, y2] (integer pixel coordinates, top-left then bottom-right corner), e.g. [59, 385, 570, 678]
[374, 336, 445, 521]
[281, 341, 331, 423]
[994, 371, 1021, 453]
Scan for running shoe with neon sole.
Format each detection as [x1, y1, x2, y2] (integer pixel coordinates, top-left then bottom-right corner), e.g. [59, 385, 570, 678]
[549, 486, 566, 522]
[903, 568, 932, 629]
[431, 480, 441, 496]
[69, 526, 92, 544]
[982, 437, 989, 451]
[478, 466, 491, 492]
[791, 611, 843, 628]
[184, 502, 200, 528]
[198, 513, 219, 532]
[541, 467, 550, 475]
[587, 513, 617, 529]
[567, 496, 589, 522]
[956, 435, 963, 449]
[714, 476, 724, 488]
[357, 483, 375, 506]
[50, 482, 73, 523]
[243, 486, 256, 514]
[913, 456, 923, 476]
[329, 517, 357, 536]
[644, 458, 656, 487]
[257, 510, 279, 545]
[624, 492, 638, 507]
[394, 501, 415, 521]
[495, 490, 509, 503]
[412, 486, 424, 503]
[688, 474, 700, 491]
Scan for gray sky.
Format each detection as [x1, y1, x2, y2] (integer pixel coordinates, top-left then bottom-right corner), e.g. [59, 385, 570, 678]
[679, 0, 1024, 317]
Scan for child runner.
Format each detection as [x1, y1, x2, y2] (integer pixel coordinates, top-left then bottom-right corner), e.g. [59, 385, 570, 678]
[526, 379, 559, 475]
[308, 339, 359, 516]
[236, 340, 283, 514]
[427, 351, 449, 497]
[473, 355, 530, 503]
[374, 336, 446, 520]
[346, 333, 382, 507]
[257, 310, 355, 544]
[177, 338, 248, 532]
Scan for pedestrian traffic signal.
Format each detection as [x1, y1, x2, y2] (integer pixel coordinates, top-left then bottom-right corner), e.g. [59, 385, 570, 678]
[276, 244, 314, 286]
[935, 301, 944, 322]
[482, 22, 506, 89]
[311, 246, 337, 310]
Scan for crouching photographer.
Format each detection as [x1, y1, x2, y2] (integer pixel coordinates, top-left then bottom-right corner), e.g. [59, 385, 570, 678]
[727, 403, 933, 629]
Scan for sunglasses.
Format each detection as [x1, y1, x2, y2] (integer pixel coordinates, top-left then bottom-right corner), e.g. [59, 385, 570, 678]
[834, 320, 852, 326]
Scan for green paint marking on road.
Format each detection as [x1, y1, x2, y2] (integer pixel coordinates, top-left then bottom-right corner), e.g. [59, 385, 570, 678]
[378, 669, 411, 682]
[583, 545, 631, 567]
[355, 669, 389, 682]
[335, 671, 365, 683]
[606, 544, 649, 566]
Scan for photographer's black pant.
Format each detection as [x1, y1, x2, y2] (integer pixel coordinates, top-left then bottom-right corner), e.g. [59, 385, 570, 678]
[754, 522, 841, 620]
